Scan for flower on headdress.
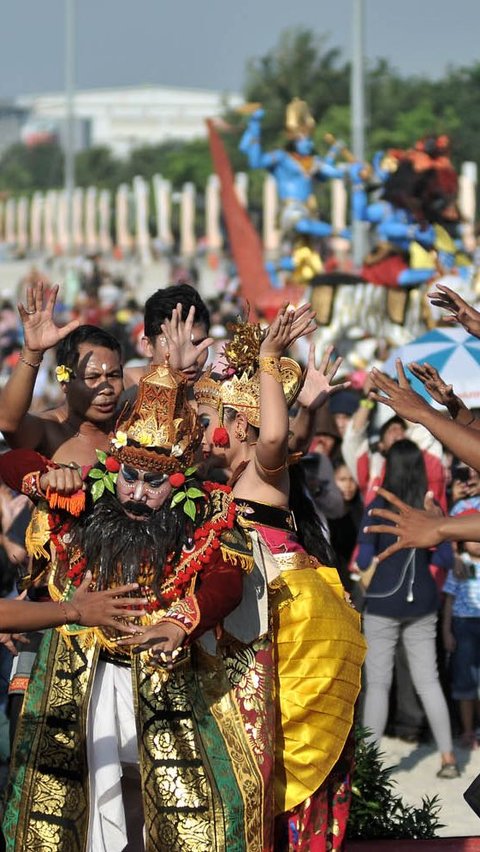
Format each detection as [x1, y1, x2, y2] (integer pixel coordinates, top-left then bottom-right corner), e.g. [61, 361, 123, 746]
[169, 473, 186, 489]
[171, 444, 183, 458]
[55, 365, 73, 384]
[137, 430, 154, 447]
[112, 430, 128, 450]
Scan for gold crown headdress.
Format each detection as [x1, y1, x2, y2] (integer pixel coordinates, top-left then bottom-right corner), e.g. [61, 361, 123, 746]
[111, 365, 202, 473]
[194, 317, 303, 428]
[285, 98, 316, 138]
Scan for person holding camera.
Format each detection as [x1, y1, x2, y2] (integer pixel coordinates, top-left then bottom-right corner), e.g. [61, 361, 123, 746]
[443, 498, 480, 749]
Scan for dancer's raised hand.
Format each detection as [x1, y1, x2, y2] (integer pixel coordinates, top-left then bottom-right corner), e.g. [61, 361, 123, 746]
[297, 343, 350, 410]
[160, 304, 213, 371]
[18, 282, 79, 354]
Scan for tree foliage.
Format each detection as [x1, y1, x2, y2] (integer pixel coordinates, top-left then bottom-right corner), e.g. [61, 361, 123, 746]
[1, 27, 480, 196]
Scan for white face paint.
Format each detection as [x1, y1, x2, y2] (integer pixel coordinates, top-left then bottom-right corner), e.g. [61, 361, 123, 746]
[101, 363, 108, 372]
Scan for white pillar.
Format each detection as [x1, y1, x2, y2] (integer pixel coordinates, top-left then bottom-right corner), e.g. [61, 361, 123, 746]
[115, 184, 132, 256]
[56, 190, 68, 254]
[180, 182, 196, 258]
[98, 189, 112, 254]
[152, 174, 173, 250]
[16, 197, 29, 255]
[459, 161, 477, 254]
[263, 174, 280, 252]
[30, 192, 44, 252]
[44, 190, 57, 254]
[5, 198, 16, 246]
[85, 186, 98, 253]
[73, 187, 84, 252]
[133, 176, 151, 264]
[235, 172, 248, 208]
[205, 174, 223, 251]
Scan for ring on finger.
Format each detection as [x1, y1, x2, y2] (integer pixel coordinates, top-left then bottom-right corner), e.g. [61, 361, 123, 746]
[24, 308, 36, 315]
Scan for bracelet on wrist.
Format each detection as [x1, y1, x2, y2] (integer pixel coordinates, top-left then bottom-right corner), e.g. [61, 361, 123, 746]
[258, 355, 282, 383]
[359, 398, 375, 410]
[59, 601, 81, 625]
[19, 348, 43, 369]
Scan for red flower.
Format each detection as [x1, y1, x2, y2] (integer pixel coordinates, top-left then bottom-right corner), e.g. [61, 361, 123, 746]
[169, 472, 186, 488]
[212, 427, 230, 448]
[105, 456, 120, 473]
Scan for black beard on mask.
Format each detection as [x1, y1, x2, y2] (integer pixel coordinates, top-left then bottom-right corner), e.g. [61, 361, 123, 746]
[68, 491, 194, 601]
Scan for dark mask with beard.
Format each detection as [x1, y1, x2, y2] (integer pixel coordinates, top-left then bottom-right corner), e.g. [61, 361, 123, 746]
[67, 491, 202, 602]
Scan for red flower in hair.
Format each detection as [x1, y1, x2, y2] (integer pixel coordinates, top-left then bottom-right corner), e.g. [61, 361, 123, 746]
[105, 456, 121, 473]
[169, 472, 186, 488]
[212, 427, 230, 448]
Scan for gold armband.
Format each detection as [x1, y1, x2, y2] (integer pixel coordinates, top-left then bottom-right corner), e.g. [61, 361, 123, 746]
[258, 355, 282, 383]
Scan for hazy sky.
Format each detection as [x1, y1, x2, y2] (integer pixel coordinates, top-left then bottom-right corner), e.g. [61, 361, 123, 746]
[2, 0, 479, 98]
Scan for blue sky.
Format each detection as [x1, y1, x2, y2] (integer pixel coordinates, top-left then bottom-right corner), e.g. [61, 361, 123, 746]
[2, 0, 479, 97]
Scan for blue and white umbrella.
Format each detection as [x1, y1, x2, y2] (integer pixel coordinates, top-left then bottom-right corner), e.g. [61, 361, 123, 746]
[384, 327, 480, 409]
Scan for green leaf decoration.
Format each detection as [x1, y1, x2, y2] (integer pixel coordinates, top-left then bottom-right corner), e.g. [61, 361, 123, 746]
[96, 449, 107, 464]
[88, 468, 104, 479]
[170, 491, 186, 506]
[184, 466, 198, 477]
[104, 475, 115, 493]
[187, 487, 204, 499]
[184, 498, 196, 521]
[91, 479, 105, 502]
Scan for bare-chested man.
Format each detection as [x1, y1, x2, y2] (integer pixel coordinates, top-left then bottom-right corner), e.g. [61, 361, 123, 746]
[0, 281, 124, 466]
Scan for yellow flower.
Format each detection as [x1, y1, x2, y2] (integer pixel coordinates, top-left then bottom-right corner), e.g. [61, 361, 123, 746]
[137, 430, 154, 447]
[111, 430, 128, 450]
[55, 365, 72, 384]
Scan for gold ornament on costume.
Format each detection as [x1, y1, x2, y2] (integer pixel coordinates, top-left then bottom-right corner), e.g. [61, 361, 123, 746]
[110, 365, 202, 473]
[285, 98, 316, 138]
[194, 317, 303, 428]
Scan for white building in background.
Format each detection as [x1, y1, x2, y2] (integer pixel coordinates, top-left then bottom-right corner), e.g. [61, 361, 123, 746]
[15, 84, 242, 158]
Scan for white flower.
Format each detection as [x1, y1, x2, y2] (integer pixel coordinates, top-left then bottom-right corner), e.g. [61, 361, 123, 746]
[171, 444, 183, 457]
[111, 430, 128, 450]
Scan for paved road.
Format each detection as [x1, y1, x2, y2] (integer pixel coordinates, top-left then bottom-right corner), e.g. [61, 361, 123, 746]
[379, 734, 480, 837]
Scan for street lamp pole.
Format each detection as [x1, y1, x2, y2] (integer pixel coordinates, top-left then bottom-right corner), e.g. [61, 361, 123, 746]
[65, 0, 75, 258]
[351, 0, 366, 267]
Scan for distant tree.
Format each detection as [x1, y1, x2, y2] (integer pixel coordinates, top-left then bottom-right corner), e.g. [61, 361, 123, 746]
[0, 141, 63, 193]
[242, 28, 350, 147]
[75, 146, 122, 189]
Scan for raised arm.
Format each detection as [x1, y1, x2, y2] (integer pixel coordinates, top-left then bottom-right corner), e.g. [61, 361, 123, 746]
[370, 360, 480, 472]
[256, 305, 315, 475]
[0, 282, 79, 449]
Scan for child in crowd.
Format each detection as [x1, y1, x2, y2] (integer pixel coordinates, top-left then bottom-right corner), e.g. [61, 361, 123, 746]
[443, 499, 480, 749]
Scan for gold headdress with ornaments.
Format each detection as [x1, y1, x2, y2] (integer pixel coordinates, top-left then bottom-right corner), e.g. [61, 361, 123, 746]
[111, 365, 202, 472]
[194, 317, 303, 427]
[285, 97, 316, 138]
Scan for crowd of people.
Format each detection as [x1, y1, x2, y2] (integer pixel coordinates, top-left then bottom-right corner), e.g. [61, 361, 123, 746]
[0, 266, 479, 849]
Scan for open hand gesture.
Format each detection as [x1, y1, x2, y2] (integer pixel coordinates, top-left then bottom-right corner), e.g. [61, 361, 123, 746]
[370, 360, 433, 423]
[18, 282, 79, 354]
[362, 486, 442, 562]
[407, 361, 458, 410]
[260, 304, 316, 358]
[71, 572, 147, 631]
[297, 344, 350, 410]
[160, 304, 213, 372]
[429, 284, 480, 339]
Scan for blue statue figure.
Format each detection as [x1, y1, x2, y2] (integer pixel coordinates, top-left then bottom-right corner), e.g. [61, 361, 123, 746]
[239, 99, 351, 284]
[240, 101, 348, 239]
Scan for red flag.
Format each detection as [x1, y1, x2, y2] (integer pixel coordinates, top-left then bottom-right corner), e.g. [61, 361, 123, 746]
[206, 119, 275, 318]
